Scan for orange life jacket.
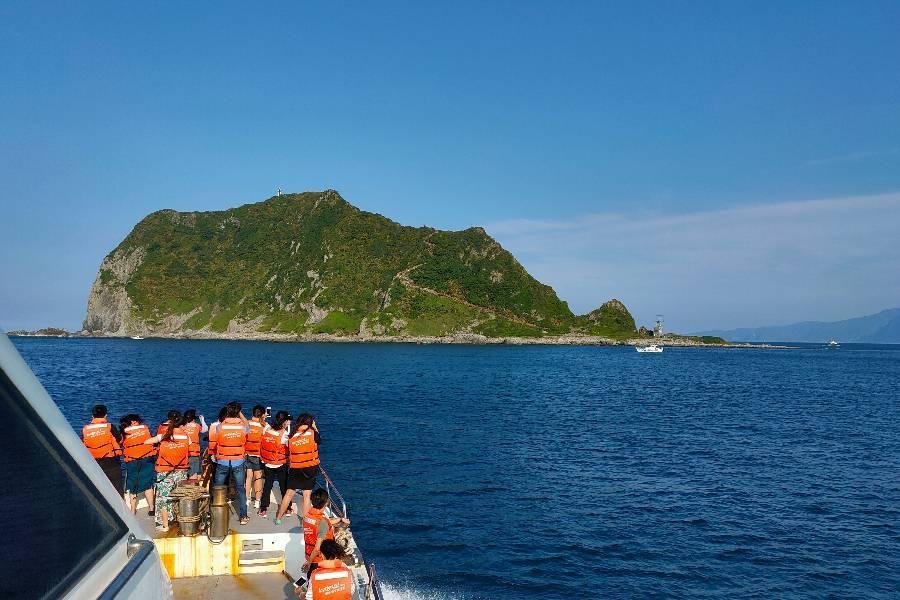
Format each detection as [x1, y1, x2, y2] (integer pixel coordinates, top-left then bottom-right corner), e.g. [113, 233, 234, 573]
[215, 418, 246, 460]
[303, 506, 335, 561]
[289, 427, 319, 469]
[82, 418, 121, 459]
[183, 421, 202, 457]
[259, 426, 288, 465]
[122, 423, 156, 462]
[156, 421, 170, 436]
[309, 560, 352, 599]
[207, 421, 220, 458]
[155, 428, 189, 473]
[245, 420, 265, 456]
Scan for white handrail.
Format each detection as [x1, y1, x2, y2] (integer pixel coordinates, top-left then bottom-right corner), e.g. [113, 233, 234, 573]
[318, 465, 347, 519]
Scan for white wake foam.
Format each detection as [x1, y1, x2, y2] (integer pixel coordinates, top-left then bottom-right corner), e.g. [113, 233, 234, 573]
[380, 582, 465, 600]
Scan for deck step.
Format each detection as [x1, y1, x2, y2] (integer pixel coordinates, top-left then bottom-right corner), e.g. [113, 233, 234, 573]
[238, 549, 284, 567]
[242, 538, 264, 552]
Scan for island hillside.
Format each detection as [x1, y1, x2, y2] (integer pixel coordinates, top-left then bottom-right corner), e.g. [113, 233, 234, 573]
[83, 190, 640, 341]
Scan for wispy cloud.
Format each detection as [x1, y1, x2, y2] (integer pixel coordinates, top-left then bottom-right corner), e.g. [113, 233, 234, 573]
[487, 193, 900, 332]
[803, 148, 898, 167]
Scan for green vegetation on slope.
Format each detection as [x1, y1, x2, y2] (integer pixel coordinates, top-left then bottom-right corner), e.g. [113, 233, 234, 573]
[570, 299, 638, 339]
[92, 190, 614, 338]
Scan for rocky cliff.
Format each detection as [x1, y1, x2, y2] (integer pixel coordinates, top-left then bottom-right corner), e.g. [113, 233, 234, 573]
[83, 190, 637, 340]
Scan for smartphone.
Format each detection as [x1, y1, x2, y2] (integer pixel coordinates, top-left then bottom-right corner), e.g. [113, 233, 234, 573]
[266, 406, 272, 418]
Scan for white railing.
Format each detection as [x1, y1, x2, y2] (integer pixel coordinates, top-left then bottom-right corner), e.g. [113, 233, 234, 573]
[318, 465, 348, 519]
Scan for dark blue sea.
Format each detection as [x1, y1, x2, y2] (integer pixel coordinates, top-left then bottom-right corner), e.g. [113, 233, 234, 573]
[10, 338, 900, 599]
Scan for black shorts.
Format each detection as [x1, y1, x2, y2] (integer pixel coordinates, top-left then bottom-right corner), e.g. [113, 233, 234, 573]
[286, 466, 319, 491]
[97, 456, 124, 496]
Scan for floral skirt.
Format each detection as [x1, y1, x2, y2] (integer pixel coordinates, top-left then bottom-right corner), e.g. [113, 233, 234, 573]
[154, 470, 187, 518]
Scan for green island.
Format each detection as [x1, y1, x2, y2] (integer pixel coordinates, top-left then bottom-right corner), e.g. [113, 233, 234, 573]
[82, 190, 727, 346]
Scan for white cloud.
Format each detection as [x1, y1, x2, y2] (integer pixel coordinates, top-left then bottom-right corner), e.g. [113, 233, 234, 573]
[487, 192, 900, 332]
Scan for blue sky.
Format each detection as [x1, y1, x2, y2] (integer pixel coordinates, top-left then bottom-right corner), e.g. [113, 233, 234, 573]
[2, 1, 899, 332]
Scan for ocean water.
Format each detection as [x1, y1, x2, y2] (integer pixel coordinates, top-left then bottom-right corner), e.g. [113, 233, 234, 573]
[10, 338, 900, 599]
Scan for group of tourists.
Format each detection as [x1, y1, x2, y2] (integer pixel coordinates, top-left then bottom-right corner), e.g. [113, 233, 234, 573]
[81, 401, 355, 598]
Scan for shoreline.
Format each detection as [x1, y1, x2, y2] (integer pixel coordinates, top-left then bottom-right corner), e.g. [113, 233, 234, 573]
[7, 330, 782, 348]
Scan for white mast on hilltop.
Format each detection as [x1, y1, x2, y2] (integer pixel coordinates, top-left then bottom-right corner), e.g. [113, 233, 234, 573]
[276, 187, 283, 197]
[654, 314, 664, 338]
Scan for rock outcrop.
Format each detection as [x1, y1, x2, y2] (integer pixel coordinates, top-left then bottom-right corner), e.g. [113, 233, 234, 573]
[83, 247, 146, 335]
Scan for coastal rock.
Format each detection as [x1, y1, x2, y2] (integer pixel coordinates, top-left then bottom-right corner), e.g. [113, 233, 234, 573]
[82, 247, 147, 335]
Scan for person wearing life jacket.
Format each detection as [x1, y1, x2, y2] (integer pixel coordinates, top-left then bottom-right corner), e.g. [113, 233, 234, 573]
[119, 413, 156, 516]
[82, 404, 124, 497]
[142, 410, 190, 532]
[181, 408, 208, 479]
[206, 406, 228, 468]
[156, 416, 172, 436]
[244, 405, 267, 511]
[274, 413, 322, 524]
[292, 489, 350, 595]
[300, 539, 355, 599]
[258, 410, 291, 518]
[213, 401, 251, 524]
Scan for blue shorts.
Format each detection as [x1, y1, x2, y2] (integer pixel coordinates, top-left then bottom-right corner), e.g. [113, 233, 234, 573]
[124, 456, 156, 494]
[245, 455, 262, 470]
[188, 455, 201, 477]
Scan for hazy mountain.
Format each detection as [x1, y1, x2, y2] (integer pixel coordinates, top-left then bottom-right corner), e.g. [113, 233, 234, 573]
[696, 308, 900, 343]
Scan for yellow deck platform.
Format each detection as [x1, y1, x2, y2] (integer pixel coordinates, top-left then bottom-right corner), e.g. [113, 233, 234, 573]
[134, 501, 300, 578]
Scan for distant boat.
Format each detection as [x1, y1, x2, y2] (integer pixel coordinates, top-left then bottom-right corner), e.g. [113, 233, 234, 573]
[131, 335, 144, 340]
[827, 339, 839, 348]
[636, 344, 663, 353]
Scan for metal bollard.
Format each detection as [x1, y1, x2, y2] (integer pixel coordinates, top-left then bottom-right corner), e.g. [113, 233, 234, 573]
[209, 485, 229, 542]
[177, 497, 200, 536]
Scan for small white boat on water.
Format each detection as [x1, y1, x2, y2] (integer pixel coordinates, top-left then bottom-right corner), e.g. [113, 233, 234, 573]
[131, 336, 144, 340]
[636, 344, 663, 353]
[828, 339, 839, 348]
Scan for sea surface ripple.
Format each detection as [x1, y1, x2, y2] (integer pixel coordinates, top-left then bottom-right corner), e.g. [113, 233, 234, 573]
[11, 338, 900, 599]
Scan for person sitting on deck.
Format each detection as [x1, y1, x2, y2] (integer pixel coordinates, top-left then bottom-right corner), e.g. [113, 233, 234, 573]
[119, 413, 156, 516]
[298, 539, 355, 599]
[213, 401, 251, 525]
[142, 410, 190, 532]
[82, 404, 124, 498]
[300, 488, 350, 574]
[181, 409, 208, 480]
[244, 404, 267, 511]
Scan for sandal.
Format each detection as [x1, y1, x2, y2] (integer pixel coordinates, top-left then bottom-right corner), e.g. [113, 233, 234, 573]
[273, 517, 283, 525]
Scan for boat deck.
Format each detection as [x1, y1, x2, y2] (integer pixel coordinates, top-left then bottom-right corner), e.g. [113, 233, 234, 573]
[130, 492, 373, 599]
[172, 573, 295, 599]
[133, 497, 301, 539]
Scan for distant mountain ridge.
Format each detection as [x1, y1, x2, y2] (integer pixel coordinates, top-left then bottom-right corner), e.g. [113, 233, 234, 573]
[696, 308, 900, 343]
[82, 190, 639, 340]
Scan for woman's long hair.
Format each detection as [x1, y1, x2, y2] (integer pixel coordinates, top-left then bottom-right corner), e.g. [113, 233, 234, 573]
[118, 413, 141, 442]
[162, 409, 183, 442]
[119, 413, 138, 431]
[293, 412, 314, 434]
[183, 409, 197, 423]
[271, 410, 290, 431]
